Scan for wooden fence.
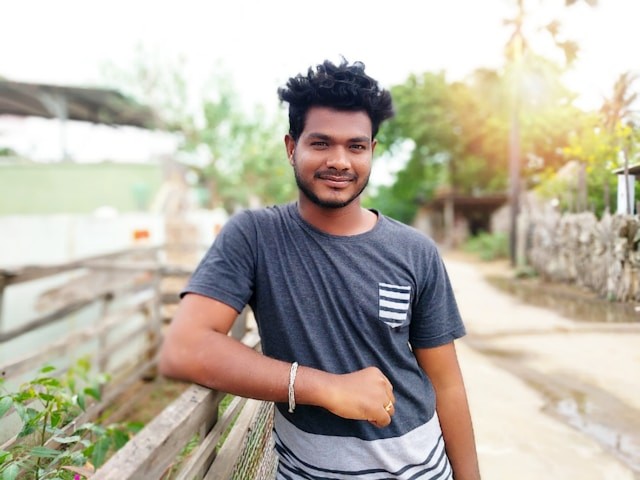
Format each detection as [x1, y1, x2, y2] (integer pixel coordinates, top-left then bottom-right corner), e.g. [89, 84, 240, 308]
[93, 330, 278, 480]
[0, 246, 275, 478]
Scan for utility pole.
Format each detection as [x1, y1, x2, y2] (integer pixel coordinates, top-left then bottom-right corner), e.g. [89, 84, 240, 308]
[506, 0, 525, 267]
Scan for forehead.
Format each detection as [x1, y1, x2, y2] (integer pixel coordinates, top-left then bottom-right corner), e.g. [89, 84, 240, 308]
[302, 106, 372, 140]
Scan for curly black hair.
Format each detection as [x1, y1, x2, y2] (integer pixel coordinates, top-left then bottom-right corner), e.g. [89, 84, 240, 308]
[277, 58, 394, 141]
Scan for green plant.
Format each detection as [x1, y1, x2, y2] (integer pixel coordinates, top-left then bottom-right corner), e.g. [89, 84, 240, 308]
[0, 359, 136, 480]
[462, 232, 509, 261]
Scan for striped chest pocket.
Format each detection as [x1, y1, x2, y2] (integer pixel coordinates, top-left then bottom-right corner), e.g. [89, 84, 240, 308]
[378, 283, 412, 328]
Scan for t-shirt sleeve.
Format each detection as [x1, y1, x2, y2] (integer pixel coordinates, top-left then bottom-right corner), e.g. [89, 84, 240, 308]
[181, 210, 256, 313]
[409, 248, 466, 349]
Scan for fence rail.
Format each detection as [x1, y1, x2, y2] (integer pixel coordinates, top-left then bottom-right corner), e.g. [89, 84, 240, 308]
[93, 330, 277, 480]
[0, 245, 271, 478]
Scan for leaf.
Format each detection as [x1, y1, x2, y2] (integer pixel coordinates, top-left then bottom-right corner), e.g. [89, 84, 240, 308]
[34, 377, 61, 388]
[76, 393, 86, 411]
[52, 435, 81, 444]
[1, 463, 19, 480]
[50, 411, 62, 428]
[38, 393, 55, 403]
[76, 422, 95, 432]
[125, 421, 144, 434]
[17, 423, 37, 438]
[0, 397, 12, 418]
[40, 365, 56, 374]
[78, 356, 91, 369]
[111, 429, 130, 449]
[29, 446, 60, 458]
[83, 386, 101, 401]
[0, 450, 12, 463]
[90, 437, 111, 468]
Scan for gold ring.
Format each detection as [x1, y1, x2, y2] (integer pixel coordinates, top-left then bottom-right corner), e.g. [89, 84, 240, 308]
[384, 401, 393, 412]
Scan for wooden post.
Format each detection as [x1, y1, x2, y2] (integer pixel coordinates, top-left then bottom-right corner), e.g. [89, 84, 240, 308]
[443, 195, 455, 248]
[97, 293, 112, 374]
[0, 277, 6, 333]
[145, 260, 164, 381]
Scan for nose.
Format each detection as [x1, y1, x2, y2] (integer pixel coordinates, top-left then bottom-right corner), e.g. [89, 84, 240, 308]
[326, 146, 350, 170]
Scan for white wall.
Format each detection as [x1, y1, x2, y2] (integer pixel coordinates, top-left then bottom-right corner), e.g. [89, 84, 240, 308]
[0, 209, 228, 268]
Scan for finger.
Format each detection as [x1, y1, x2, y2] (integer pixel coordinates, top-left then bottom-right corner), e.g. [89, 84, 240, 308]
[369, 413, 392, 428]
[381, 374, 393, 392]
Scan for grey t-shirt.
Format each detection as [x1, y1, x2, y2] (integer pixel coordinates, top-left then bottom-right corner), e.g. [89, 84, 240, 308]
[183, 202, 465, 478]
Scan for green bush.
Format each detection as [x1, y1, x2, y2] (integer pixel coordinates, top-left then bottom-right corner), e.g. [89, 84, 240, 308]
[0, 359, 136, 480]
[462, 232, 509, 261]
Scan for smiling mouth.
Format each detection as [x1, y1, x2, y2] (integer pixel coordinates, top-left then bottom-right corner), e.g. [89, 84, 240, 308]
[315, 172, 356, 184]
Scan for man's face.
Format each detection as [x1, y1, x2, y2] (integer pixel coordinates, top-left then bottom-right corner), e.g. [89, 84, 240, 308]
[286, 106, 376, 209]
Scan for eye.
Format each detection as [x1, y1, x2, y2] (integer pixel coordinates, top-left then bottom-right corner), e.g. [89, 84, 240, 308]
[311, 141, 329, 148]
[350, 144, 366, 151]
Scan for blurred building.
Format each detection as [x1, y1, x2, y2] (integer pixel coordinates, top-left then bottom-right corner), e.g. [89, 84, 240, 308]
[0, 80, 180, 215]
[414, 188, 508, 247]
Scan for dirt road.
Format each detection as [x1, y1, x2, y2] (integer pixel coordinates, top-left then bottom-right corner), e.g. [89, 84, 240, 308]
[444, 254, 640, 480]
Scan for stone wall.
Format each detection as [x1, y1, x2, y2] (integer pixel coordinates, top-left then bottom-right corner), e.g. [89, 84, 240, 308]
[523, 209, 640, 302]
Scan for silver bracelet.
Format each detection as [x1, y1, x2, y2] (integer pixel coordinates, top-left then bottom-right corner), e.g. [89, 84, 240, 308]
[288, 362, 299, 413]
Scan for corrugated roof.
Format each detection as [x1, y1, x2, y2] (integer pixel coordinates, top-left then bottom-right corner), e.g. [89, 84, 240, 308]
[0, 80, 163, 129]
[612, 163, 640, 175]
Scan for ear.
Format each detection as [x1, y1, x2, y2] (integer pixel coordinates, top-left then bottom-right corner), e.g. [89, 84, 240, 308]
[284, 134, 296, 165]
[371, 139, 378, 154]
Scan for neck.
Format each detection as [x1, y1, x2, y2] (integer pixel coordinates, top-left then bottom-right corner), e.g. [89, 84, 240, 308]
[297, 197, 377, 236]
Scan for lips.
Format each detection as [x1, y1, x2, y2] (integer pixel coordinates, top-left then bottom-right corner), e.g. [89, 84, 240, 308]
[315, 171, 356, 185]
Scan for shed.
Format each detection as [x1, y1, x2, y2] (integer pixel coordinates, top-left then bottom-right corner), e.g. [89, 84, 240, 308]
[0, 80, 161, 127]
[414, 189, 508, 246]
[0, 80, 163, 159]
[612, 163, 640, 215]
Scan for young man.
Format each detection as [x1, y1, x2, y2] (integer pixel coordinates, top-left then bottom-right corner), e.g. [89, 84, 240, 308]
[159, 59, 480, 480]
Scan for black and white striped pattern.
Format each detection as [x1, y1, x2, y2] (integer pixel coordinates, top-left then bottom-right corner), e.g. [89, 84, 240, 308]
[378, 283, 411, 328]
[273, 409, 452, 480]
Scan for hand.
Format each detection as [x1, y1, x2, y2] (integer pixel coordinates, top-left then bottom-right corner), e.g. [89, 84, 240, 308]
[323, 367, 396, 428]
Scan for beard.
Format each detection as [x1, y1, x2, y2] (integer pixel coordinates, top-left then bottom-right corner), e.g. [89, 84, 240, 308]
[293, 162, 370, 209]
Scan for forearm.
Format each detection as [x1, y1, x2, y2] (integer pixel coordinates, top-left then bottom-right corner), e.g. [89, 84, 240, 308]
[414, 343, 480, 479]
[160, 295, 396, 425]
[160, 328, 331, 406]
[159, 328, 396, 426]
[435, 384, 480, 480]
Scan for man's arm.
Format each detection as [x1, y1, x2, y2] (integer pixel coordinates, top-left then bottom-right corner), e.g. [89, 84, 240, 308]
[414, 342, 481, 480]
[159, 293, 396, 426]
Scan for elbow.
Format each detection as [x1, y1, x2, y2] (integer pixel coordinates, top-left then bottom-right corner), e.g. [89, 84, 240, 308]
[158, 340, 184, 380]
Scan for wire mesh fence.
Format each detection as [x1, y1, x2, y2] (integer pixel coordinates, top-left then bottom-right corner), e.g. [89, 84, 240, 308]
[230, 401, 278, 480]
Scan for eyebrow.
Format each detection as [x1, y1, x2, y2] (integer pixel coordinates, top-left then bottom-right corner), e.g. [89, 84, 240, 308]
[307, 132, 371, 143]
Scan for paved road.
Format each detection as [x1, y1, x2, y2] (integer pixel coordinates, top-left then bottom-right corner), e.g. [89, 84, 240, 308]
[443, 255, 640, 480]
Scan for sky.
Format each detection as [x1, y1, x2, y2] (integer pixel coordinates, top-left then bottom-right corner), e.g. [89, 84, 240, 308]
[0, 0, 637, 161]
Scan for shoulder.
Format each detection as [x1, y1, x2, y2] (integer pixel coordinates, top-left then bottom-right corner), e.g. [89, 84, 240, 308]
[379, 213, 439, 252]
[224, 203, 292, 229]
[216, 204, 297, 248]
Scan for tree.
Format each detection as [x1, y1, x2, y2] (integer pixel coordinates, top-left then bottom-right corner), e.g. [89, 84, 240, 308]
[102, 47, 295, 213]
[369, 61, 579, 225]
[502, 0, 597, 264]
[370, 72, 460, 224]
[538, 113, 617, 214]
[100, 44, 196, 134]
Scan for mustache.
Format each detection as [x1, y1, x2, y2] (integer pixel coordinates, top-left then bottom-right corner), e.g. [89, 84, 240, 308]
[314, 170, 357, 181]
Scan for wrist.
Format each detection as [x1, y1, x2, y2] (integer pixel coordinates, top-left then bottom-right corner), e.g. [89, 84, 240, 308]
[293, 366, 337, 410]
